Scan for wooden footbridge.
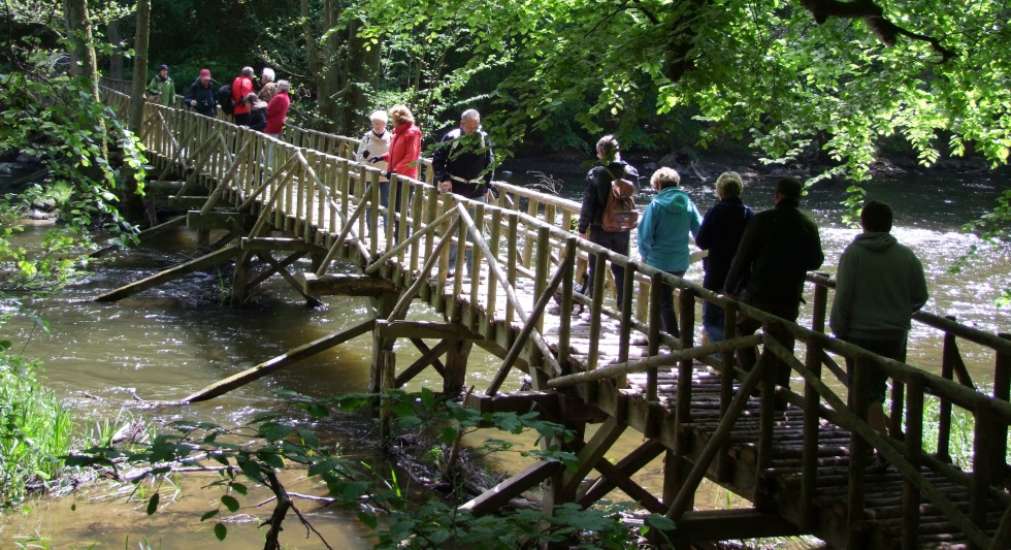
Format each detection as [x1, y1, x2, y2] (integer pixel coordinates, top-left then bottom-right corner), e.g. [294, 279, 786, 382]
[96, 85, 1011, 549]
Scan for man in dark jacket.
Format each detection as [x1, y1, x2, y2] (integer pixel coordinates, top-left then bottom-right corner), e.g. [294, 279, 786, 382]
[184, 69, 217, 118]
[578, 135, 639, 307]
[433, 109, 495, 274]
[696, 171, 754, 342]
[724, 177, 824, 393]
[830, 200, 927, 437]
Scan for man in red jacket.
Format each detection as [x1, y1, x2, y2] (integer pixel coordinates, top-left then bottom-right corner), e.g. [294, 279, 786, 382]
[231, 66, 255, 126]
[265, 80, 291, 137]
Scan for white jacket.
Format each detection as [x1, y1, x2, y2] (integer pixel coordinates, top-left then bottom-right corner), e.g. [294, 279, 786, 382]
[355, 130, 392, 179]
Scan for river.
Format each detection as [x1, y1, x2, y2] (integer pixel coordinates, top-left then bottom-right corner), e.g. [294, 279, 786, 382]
[0, 166, 1007, 548]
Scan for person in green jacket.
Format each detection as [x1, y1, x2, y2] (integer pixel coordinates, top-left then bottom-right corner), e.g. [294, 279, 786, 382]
[637, 167, 702, 336]
[830, 200, 928, 439]
[146, 64, 175, 107]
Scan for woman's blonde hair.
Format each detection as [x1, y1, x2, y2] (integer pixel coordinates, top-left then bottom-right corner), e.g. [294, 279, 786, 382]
[715, 171, 744, 198]
[650, 167, 681, 190]
[389, 105, 414, 125]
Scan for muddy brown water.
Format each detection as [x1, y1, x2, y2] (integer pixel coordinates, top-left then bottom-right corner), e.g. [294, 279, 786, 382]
[1, 171, 1008, 548]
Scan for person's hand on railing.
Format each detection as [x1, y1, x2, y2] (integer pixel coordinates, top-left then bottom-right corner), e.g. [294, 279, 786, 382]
[368, 156, 383, 164]
[438, 180, 453, 193]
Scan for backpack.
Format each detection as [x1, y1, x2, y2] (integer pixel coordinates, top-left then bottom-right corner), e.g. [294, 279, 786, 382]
[216, 84, 235, 115]
[601, 166, 639, 232]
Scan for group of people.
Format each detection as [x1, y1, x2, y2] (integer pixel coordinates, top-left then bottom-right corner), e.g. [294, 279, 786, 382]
[579, 135, 928, 441]
[352, 106, 493, 272]
[146, 65, 292, 137]
[151, 63, 929, 439]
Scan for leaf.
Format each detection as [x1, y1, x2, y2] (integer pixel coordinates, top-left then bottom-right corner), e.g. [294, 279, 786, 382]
[200, 509, 219, 521]
[145, 493, 160, 515]
[214, 523, 227, 541]
[221, 495, 240, 513]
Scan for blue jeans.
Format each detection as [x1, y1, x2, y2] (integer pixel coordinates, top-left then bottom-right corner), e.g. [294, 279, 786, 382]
[703, 301, 726, 342]
[657, 270, 685, 337]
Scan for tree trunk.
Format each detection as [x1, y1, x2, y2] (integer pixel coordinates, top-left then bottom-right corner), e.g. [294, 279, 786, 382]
[128, 0, 150, 135]
[319, 0, 342, 131]
[124, 0, 151, 224]
[300, 0, 320, 95]
[108, 18, 124, 80]
[63, 0, 100, 102]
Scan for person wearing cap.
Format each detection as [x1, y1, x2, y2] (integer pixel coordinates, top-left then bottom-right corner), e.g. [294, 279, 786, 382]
[258, 67, 277, 102]
[264, 80, 291, 137]
[724, 177, 824, 397]
[185, 69, 217, 118]
[432, 109, 495, 274]
[231, 66, 256, 126]
[146, 64, 175, 107]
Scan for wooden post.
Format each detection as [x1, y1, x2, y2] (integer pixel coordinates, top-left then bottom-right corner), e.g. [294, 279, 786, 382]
[443, 339, 472, 397]
[587, 254, 607, 372]
[847, 361, 868, 547]
[994, 333, 1010, 478]
[801, 331, 823, 529]
[971, 405, 998, 550]
[646, 272, 662, 402]
[901, 375, 924, 550]
[938, 325, 956, 462]
[755, 325, 777, 513]
[717, 301, 737, 482]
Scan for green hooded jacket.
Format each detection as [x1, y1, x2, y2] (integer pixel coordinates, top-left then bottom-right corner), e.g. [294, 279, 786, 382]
[147, 75, 175, 107]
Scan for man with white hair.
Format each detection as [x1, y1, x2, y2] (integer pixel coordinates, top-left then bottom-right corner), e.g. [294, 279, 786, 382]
[258, 67, 277, 102]
[432, 109, 495, 274]
[356, 110, 392, 226]
[264, 80, 291, 137]
[231, 66, 256, 126]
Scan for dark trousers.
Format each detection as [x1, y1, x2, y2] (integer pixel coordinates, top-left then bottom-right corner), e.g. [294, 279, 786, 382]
[657, 271, 686, 337]
[736, 300, 799, 389]
[234, 112, 251, 127]
[584, 228, 629, 307]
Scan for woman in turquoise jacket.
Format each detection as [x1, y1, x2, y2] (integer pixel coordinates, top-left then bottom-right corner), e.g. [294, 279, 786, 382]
[638, 168, 702, 336]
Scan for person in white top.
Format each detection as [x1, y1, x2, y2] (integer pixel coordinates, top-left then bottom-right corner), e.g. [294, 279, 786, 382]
[355, 110, 392, 227]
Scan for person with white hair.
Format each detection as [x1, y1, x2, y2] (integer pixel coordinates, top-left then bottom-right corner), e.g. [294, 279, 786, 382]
[264, 80, 291, 137]
[355, 110, 392, 226]
[258, 67, 277, 102]
[695, 171, 754, 342]
[231, 66, 256, 126]
[432, 108, 495, 274]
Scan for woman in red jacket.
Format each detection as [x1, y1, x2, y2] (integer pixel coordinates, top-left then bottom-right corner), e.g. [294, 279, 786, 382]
[377, 105, 422, 179]
[371, 105, 421, 240]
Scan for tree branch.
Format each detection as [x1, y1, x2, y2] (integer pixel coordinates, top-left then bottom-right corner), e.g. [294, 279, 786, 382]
[800, 0, 954, 61]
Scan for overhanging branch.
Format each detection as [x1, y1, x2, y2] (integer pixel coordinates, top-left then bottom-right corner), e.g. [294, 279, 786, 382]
[800, 0, 954, 61]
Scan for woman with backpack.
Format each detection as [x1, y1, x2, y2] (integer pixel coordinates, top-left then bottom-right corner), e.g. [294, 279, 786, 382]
[638, 167, 703, 336]
[577, 135, 640, 308]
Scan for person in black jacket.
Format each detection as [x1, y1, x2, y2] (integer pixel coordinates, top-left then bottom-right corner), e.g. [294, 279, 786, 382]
[696, 171, 754, 342]
[724, 177, 824, 394]
[184, 69, 218, 118]
[433, 109, 495, 274]
[577, 135, 639, 307]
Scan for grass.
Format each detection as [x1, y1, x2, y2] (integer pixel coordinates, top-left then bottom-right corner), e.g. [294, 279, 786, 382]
[0, 345, 73, 508]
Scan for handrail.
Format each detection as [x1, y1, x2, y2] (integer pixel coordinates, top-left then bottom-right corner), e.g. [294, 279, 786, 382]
[101, 83, 1011, 548]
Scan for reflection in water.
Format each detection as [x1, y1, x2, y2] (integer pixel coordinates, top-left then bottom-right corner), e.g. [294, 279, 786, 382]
[1, 169, 1007, 547]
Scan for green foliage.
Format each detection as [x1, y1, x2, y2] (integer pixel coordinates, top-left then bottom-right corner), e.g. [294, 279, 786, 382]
[0, 56, 146, 288]
[0, 338, 74, 507]
[66, 390, 643, 548]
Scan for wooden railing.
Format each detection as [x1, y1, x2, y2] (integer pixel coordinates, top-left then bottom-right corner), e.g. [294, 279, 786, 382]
[101, 84, 1011, 548]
